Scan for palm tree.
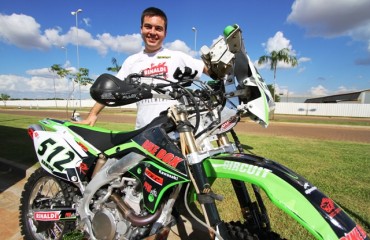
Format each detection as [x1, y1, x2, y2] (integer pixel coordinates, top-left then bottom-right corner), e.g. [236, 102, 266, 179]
[106, 57, 121, 73]
[267, 84, 280, 102]
[258, 48, 298, 102]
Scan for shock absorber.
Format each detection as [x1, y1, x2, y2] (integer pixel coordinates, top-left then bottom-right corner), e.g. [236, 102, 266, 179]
[169, 105, 231, 239]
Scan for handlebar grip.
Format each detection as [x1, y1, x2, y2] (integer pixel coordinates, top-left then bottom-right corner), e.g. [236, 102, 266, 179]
[173, 67, 198, 81]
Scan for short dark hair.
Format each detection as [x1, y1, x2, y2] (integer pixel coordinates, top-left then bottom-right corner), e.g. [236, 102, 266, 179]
[141, 7, 167, 31]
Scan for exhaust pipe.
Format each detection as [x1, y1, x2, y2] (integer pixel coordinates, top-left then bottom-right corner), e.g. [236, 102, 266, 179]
[110, 193, 162, 227]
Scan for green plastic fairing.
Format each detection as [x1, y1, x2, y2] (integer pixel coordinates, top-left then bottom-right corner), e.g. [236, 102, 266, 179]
[203, 157, 338, 240]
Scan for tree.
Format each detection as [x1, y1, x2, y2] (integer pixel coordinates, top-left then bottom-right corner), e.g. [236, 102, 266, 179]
[106, 57, 121, 73]
[51, 64, 71, 107]
[267, 84, 280, 102]
[0, 93, 10, 108]
[258, 48, 298, 102]
[74, 68, 93, 86]
[69, 67, 93, 108]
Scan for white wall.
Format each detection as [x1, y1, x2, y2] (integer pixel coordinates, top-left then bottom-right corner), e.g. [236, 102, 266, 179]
[4, 99, 136, 109]
[3, 100, 370, 118]
[275, 102, 370, 117]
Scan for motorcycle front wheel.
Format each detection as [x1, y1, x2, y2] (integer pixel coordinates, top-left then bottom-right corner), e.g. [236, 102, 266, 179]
[19, 168, 77, 240]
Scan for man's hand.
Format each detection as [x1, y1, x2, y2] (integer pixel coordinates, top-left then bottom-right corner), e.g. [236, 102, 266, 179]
[77, 114, 98, 127]
[74, 102, 105, 127]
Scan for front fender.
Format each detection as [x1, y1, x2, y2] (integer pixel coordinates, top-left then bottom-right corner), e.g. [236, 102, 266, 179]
[203, 153, 367, 240]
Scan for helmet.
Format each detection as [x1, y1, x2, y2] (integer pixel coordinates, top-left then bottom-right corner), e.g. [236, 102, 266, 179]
[90, 73, 153, 106]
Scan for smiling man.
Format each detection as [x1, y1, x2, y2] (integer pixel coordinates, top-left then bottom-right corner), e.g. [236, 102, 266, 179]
[82, 7, 208, 129]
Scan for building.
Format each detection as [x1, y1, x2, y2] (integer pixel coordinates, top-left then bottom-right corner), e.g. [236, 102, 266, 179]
[304, 89, 370, 104]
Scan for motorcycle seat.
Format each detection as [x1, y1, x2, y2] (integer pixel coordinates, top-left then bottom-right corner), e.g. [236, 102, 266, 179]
[66, 114, 173, 152]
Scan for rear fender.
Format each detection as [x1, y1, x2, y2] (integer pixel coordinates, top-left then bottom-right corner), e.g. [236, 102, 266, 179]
[203, 153, 368, 240]
[31, 128, 88, 182]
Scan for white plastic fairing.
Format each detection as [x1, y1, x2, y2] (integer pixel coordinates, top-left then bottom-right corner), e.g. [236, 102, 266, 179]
[32, 130, 84, 177]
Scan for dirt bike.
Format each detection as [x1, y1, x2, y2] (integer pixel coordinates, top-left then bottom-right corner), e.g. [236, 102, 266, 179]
[20, 25, 368, 240]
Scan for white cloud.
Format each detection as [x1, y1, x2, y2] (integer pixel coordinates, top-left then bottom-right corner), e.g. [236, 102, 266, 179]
[0, 13, 50, 50]
[164, 39, 195, 56]
[0, 66, 93, 99]
[297, 67, 306, 74]
[82, 18, 91, 27]
[26, 68, 54, 77]
[97, 33, 142, 55]
[0, 13, 143, 56]
[263, 31, 295, 54]
[310, 85, 328, 96]
[335, 86, 358, 94]
[287, 0, 370, 53]
[298, 57, 311, 63]
[259, 31, 306, 69]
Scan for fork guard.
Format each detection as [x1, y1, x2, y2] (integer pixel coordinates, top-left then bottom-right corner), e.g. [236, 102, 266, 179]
[203, 153, 368, 240]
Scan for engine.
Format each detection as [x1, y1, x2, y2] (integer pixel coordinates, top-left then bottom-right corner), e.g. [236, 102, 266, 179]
[89, 178, 150, 240]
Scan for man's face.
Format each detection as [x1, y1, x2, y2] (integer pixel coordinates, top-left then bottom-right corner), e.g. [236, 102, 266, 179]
[141, 15, 166, 53]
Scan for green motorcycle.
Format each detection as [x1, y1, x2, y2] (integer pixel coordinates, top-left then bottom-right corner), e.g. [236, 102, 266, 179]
[19, 25, 368, 240]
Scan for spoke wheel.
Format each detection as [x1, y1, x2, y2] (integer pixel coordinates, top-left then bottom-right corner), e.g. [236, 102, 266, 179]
[19, 168, 76, 240]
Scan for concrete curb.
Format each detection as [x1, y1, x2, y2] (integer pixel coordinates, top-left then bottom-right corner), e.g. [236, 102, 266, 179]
[0, 157, 39, 178]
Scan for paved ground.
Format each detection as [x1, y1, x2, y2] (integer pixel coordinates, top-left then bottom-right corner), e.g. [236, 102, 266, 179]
[0, 109, 369, 239]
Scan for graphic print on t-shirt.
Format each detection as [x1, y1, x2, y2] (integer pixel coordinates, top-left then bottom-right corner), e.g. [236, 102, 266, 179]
[142, 62, 168, 78]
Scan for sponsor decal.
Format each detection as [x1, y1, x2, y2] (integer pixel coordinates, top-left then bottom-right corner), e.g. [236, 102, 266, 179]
[159, 170, 179, 181]
[157, 55, 171, 59]
[143, 181, 157, 203]
[141, 140, 183, 167]
[78, 162, 89, 175]
[143, 181, 152, 193]
[148, 188, 158, 203]
[145, 168, 164, 185]
[77, 142, 88, 152]
[304, 182, 317, 194]
[34, 211, 61, 221]
[143, 62, 168, 78]
[60, 212, 76, 219]
[41, 159, 54, 172]
[320, 197, 341, 218]
[220, 116, 238, 132]
[340, 224, 367, 240]
[222, 161, 271, 178]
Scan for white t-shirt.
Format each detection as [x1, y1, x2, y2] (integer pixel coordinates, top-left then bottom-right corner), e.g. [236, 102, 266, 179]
[116, 48, 205, 129]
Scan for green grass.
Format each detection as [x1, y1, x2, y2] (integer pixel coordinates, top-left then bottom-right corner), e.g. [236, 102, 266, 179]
[273, 114, 370, 126]
[0, 112, 369, 239]
[213, 134, 370, 239]
[0, 113, 134, 165]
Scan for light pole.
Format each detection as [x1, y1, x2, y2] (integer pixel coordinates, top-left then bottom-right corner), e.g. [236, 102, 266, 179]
[71, 8, 82, 108]
[192, 27, 197, 57]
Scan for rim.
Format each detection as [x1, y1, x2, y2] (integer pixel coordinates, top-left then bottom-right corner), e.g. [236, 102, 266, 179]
[27, 176, 67, 240]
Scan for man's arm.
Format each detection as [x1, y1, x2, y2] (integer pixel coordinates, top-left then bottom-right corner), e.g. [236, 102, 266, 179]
[79, 102, 105, 126]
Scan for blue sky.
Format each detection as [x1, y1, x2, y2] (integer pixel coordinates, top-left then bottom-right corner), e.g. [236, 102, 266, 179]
[1, 0, 369, 100]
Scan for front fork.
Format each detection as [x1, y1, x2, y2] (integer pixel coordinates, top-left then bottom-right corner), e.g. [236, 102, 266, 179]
[171, 106, 231, 239]
[228, 129, 271, 230]
[170, 105, 271, 239]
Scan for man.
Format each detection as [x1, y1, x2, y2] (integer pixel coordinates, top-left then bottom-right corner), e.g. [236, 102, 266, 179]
[81, 7, 207, 129]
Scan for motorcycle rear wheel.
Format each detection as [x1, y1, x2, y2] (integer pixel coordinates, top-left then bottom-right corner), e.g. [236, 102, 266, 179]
[19, 168, 77, 240]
